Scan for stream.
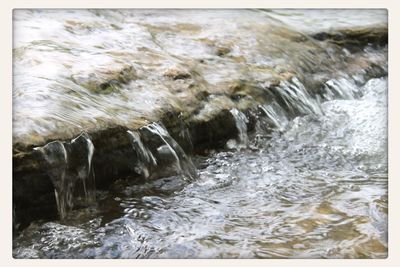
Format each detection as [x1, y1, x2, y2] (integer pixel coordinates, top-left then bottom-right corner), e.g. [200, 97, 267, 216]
[13, 76, 387, 258]
[12, 9, 387, 259]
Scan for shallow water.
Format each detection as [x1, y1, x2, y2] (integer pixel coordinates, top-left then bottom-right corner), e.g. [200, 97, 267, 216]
[264, 9, 387, 33]
[13, 77, 387, 259]
[13, 9, 388, 259]
[13, 9, 387, 145]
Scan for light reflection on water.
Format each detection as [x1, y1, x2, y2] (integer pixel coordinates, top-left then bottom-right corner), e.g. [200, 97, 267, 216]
[13, 77, 387, 259]
[13, 9, 387, 145]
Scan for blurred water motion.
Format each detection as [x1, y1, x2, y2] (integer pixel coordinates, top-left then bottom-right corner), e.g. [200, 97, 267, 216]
[12, 9, 387, 259]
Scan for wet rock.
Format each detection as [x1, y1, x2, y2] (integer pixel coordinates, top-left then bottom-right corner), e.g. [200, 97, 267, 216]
[159, 110, 193, 153]
[164, 67, 192, 80]
[215, 46, 231, 57]
[188, 109, 238, 153]
[13, 126, 144, 230]
[13, 50, 388, 229]
[90, 126, 142, 188]
[243, 108, 258, 133]
[12, 10, 388, 230]
[27, 107, 231, 185]
[13, 148, 58, 231]
[195, 90, 210, 101]
[138, 122, 198, 181]
[311, 26, 388, 52]
[72, 65, 137, 94]
[230, 93, 248, 102]
[157, 145, 175, 163]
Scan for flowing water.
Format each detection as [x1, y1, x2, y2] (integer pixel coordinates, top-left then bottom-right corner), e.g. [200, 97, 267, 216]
[127, 129, 157, 179]
[12, 9, 387, 259]
[140, 122, 199, 181]
[13, 76, 387, 259]
[12, 9, 387, 145]
[33, 132, 96, 219]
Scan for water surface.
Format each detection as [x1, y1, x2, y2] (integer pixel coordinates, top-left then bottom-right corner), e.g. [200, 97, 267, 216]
[12, 9, 387, 259]
[13, 77, 387, 258]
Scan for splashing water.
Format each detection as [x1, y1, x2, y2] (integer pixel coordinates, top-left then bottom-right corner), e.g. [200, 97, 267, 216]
[323, 78, 360, 101]
[12, 9, 387, 259]
[277, 77, 323, 117]
[12, 9, 387, 146]
[259, 102, 289, 132]
[15, 76, 387, 259]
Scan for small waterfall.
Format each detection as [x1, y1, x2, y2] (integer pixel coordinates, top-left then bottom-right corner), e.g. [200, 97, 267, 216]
[34, 132, 96, 219]
[277, 77, 323, 116]
[127, 130, 157, 179]
[178, 113, 194, 152]
[259, 102, 289, 132]
[70, 132, 96, 203]
[229, 108, 249, 148]
[323, 78, 360, 100]
[34, 141, 71, 219]
[142, 122, 198, 181]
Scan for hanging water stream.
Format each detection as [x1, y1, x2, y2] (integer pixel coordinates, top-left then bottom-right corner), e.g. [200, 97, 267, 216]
[33, 132, 96, 219]
[13, 75, 387, 259]
[12, 9, 387, 259]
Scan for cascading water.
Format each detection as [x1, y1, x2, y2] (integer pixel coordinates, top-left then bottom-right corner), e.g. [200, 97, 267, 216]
[178, 117, 194, 152]
[323, 78, 360, 100]
[16, 76, 387, 259]
[259, 102, 289, 132]
[276, 77, 323, 117]
[71, 132, 96, 203]
[34, 141, 71, 219]
[12, 9, 387, 259]
[141, 122, 198, 181]
[127, 130, 157, 179]
[228, 108, 249, 149]
[34, 132, 96, 219]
